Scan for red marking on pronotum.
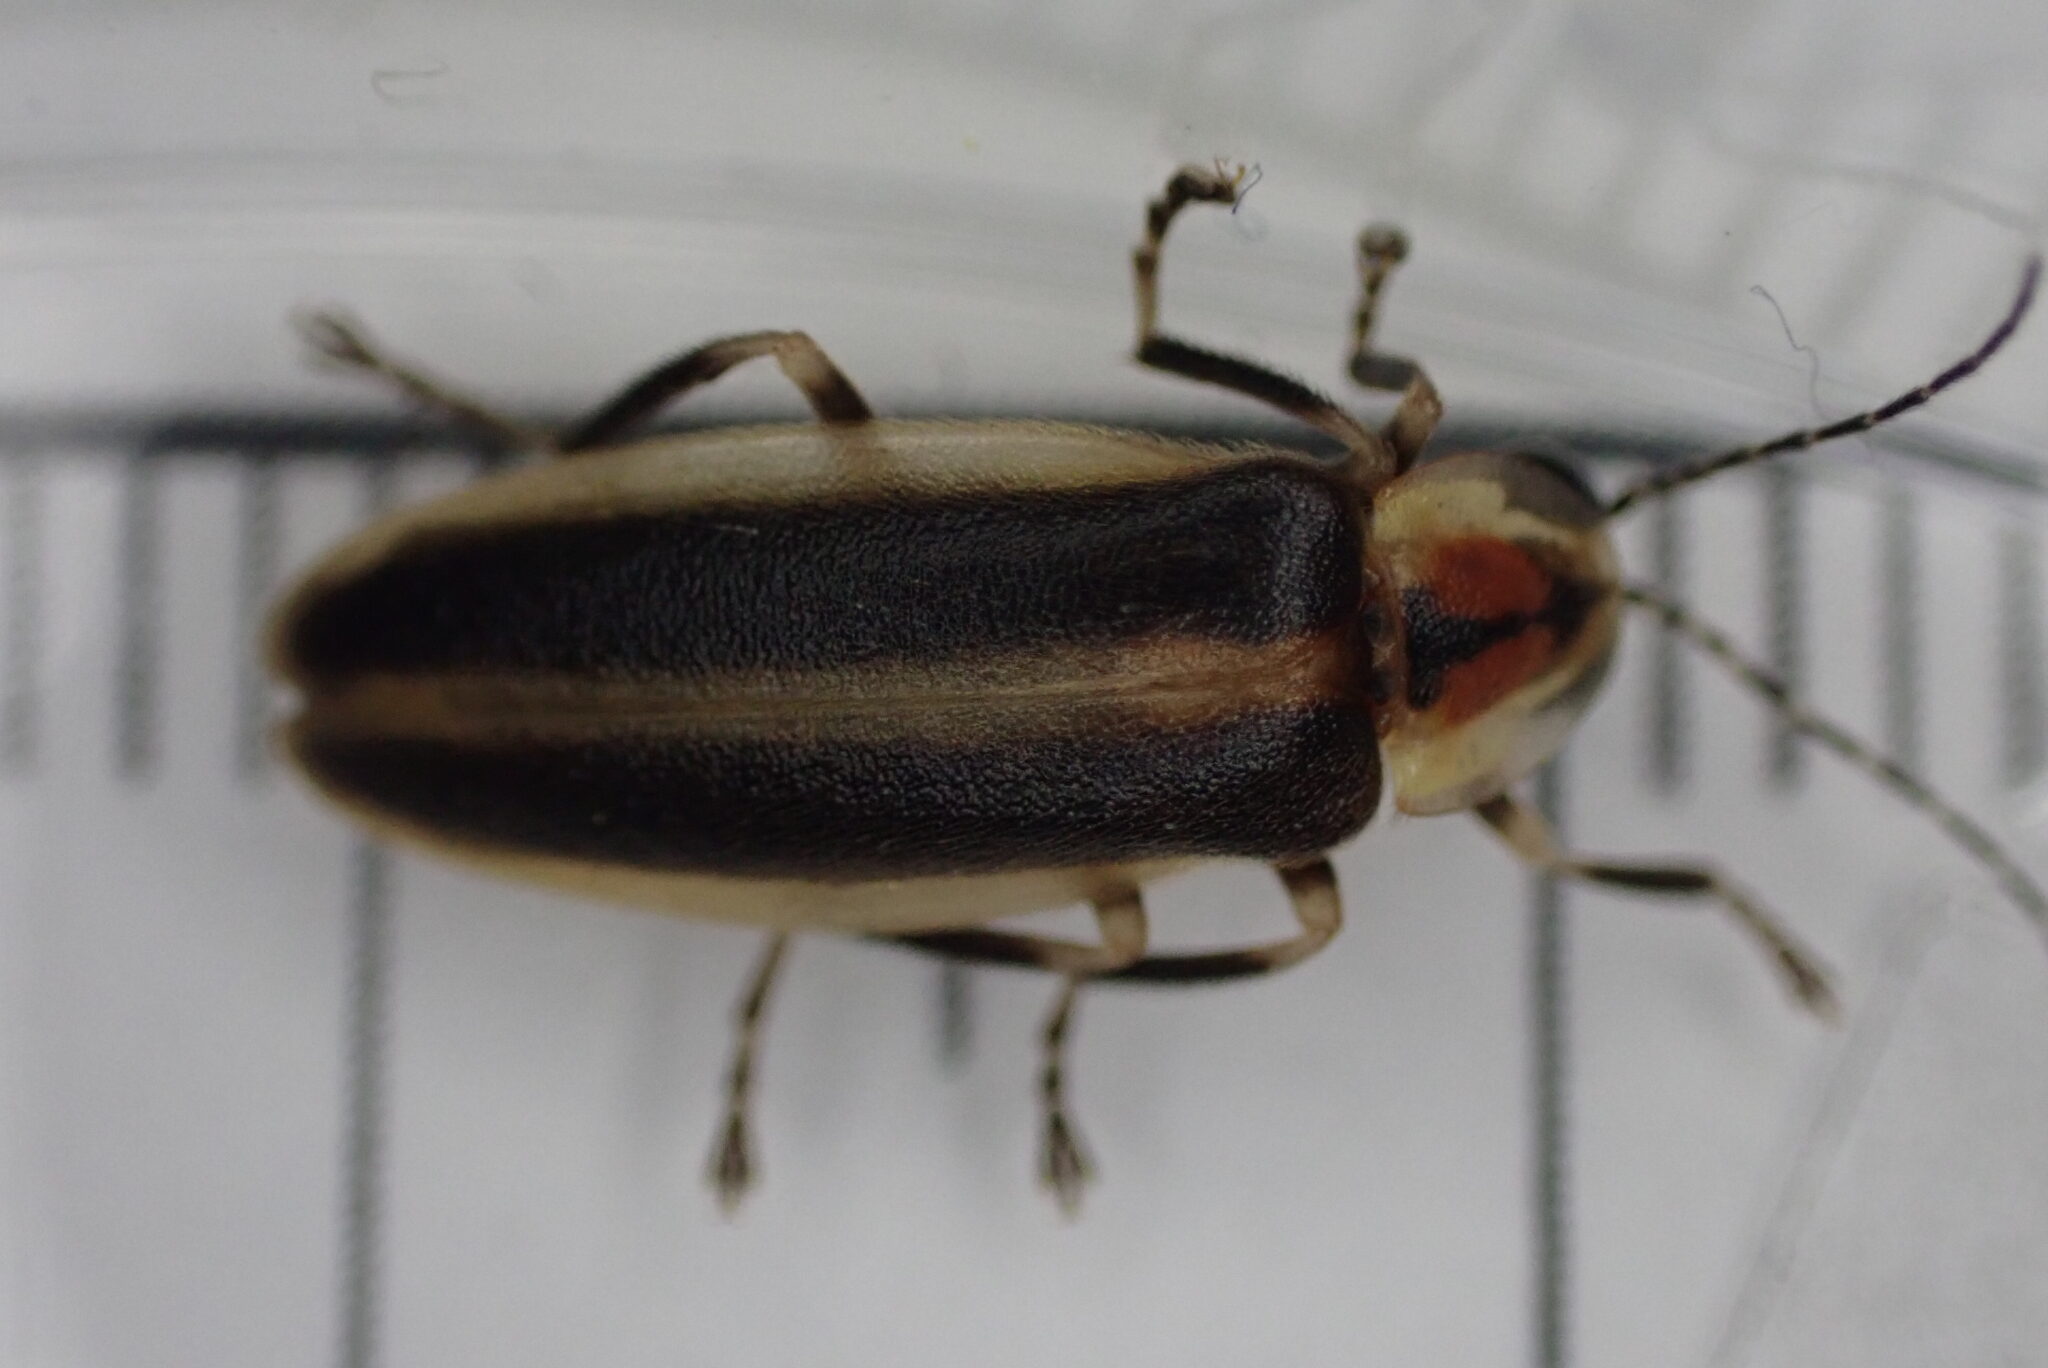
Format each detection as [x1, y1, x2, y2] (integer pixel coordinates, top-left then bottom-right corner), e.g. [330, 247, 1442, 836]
[1425, 537, 1552, 620]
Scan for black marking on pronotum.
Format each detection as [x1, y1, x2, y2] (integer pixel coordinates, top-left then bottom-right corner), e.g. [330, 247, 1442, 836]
[283, 460, 1364, 686]
[1399, 572, 1603, 712]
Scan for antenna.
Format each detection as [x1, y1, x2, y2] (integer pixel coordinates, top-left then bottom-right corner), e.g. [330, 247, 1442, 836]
[1606, 255, 2042, 518]
[1622, 581, 2048, 936]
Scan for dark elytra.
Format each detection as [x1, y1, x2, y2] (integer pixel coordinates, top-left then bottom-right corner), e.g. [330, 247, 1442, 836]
[284, 453, 1385, 876]
[282, 457, 1364, 684]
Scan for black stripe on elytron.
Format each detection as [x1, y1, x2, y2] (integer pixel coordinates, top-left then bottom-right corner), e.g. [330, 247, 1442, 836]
[1401, 571, 1603, 711]
[292, 703, 1381, 878]
[282, 458, 1365, 686]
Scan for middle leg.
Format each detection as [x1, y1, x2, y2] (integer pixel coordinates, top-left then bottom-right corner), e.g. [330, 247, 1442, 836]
[1034, 892, 1147, 1214]
[706, 932, 792, 1215]
[884, 862, 1342, 1206]
[884, 856, 1343, 986]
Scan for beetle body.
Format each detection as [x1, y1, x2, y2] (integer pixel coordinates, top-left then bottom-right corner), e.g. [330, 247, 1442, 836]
[272, 419, 1614, 932]
[272, 165, 2036, 1211]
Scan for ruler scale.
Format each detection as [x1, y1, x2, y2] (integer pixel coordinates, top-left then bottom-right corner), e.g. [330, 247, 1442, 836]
[2, 414, 2040, 1368]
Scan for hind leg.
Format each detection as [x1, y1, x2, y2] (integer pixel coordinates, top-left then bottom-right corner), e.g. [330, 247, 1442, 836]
[296, 312, 871, 457]
[1028, 892, 1147, 1214]
[296, 312, 547, 450]
[706, 932, 792, 1215]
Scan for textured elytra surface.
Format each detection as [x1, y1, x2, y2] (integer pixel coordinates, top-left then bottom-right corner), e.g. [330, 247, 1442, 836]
[277, 449, 1384, 876]
[293, 705, 1382, 877]
[280, 456, 1365, 682]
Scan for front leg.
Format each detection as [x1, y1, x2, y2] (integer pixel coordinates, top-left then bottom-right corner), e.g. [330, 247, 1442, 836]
[1131, 166, 1397, 491]
[1474, 792, 1838, 1016]
[1344, 223, 1442, 470]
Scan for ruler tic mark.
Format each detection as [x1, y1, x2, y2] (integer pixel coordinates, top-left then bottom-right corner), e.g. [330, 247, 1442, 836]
[1530, 758, 1572, 1368]
[1997, 523, 2044, 789]
[234, 455, 281, 781]
[1, 456, 44, 775]
[337, 837, 392, 1368]
[114, 453, 163, 780]
[337, 453, 402, 1368]
[1880, 487, 1923, 772]
[1646, 492, 1690, 793]
[1764, 464, 1807, 789]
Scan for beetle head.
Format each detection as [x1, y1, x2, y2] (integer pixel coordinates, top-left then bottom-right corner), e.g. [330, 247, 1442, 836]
[1367, 450, 1620, 815]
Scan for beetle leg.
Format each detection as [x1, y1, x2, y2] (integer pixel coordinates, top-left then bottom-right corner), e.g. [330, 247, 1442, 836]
[1344, 224, 1442, 472]
[884, 858, 1343, 986]
[883, 892, 1153, 976]
[1101, 857, 1343, 982]
[295, 311, 551, 451]
[558, 331, 871, 452]
[706, 932, 791, 1215]
[1473, 793, 1839, 1018]
[1037, 892, 1147, 1216]
[1037, 976, 1091, 1214]
[1132, 165, 1398, 492]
